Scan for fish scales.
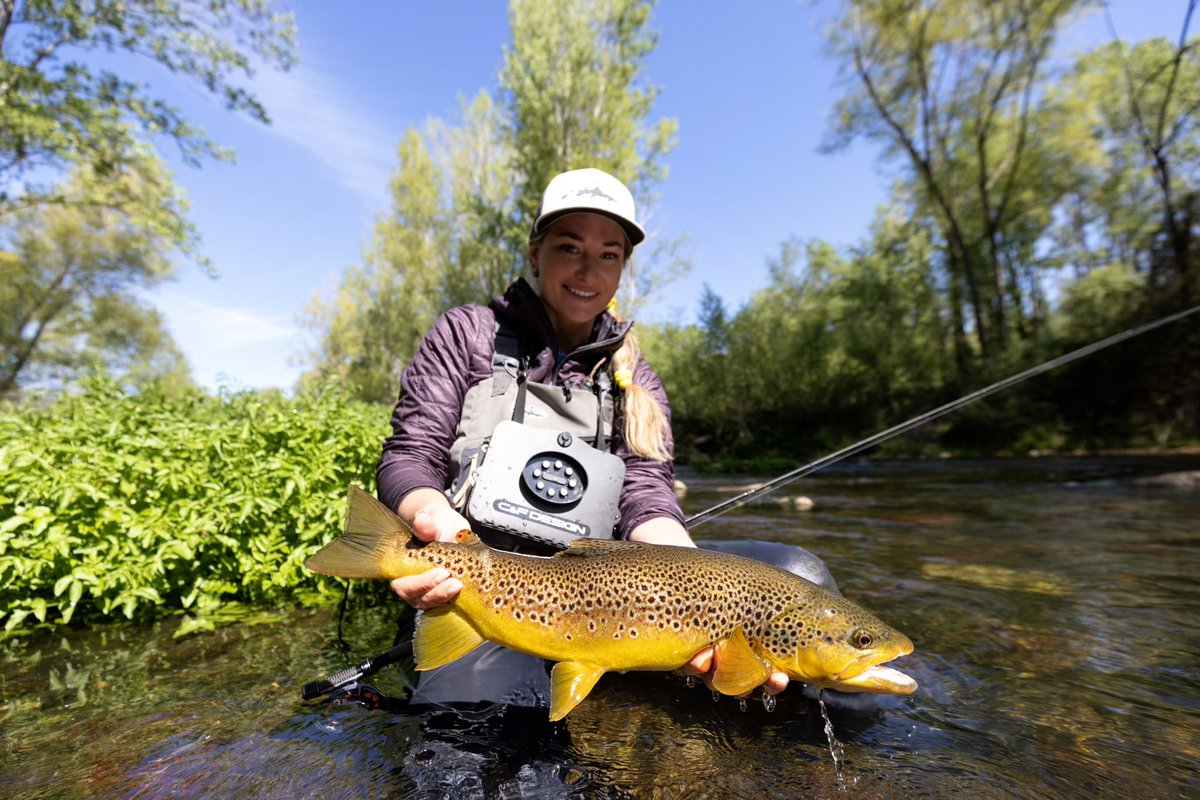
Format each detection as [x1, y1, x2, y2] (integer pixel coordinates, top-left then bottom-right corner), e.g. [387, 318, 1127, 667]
[307, 486, 917, 720]
[404, 542, 868, 671]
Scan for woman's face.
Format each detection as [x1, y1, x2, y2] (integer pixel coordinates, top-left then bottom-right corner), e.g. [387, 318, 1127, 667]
[530, 213, 627, 349]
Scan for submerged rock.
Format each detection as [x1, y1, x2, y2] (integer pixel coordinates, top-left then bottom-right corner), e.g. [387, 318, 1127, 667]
[748, 494, 815, 511]
[1132, 471, 1200, 490]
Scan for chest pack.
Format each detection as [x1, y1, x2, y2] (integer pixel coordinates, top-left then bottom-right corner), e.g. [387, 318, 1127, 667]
[447, 320, 626, 552]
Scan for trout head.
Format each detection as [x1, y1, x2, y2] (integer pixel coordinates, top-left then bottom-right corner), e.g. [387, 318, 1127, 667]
[761, 599, 917, 695]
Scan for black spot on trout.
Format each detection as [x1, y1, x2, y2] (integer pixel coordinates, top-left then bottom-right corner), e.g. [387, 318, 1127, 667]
[307, 486, 917, 721]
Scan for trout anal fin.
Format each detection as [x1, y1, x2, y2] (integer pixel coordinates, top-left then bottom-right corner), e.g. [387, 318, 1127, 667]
[413, 606, 485, 670]
[711, 628, 773, 696]
[549, 661, 605, 721]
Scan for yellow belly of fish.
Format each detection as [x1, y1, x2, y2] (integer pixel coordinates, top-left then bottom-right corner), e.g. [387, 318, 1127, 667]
[456, 589, 712, 672]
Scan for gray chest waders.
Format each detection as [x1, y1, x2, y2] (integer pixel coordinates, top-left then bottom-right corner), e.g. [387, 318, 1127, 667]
[446, 322, 625, 554]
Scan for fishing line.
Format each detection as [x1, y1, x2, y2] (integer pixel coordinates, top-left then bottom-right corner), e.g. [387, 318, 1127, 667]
[685, 303, 1200, 528]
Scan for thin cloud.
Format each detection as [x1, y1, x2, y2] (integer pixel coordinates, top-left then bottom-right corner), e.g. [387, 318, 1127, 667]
[250, 62, 396, 206]
[153, 289, 304, 390]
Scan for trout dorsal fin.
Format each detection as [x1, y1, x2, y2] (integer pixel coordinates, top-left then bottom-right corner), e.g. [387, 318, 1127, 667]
[305, 486, 410, 579]
[549, 661, 606, 721]
[711, 627, 773, 696]
[560, 538, 644, 557]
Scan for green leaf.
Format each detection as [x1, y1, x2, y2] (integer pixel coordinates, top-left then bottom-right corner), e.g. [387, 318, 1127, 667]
[4, 608, 31, 631]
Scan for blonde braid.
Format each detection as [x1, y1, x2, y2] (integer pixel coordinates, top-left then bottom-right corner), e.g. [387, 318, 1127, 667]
[608, 306, 671, 462]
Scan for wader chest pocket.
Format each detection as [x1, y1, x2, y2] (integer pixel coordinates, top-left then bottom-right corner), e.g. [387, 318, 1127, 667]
[467, 420, 624, 549]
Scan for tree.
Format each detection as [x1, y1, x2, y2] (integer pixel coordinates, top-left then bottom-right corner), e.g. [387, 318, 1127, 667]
[0, 0, 296, 210]
[0, 0, 295, 395]
[300, 130, 449, 401]
[0, 161, 193, 395]
[302, 0, 683, 401]
[437, 91, 518, 308]
[501, 0, 683, 314]
[1048, 12, 1199, 303]
[824, 0, 1090, 367]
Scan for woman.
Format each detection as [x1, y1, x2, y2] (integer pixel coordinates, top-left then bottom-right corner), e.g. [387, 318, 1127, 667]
[376, 167, 789, 706]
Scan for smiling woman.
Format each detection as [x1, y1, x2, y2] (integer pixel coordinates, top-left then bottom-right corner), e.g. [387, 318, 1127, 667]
[359, 167, 837, 712]
[529, 214, 628, 351]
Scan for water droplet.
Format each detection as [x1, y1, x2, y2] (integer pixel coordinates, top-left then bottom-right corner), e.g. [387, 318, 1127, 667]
[684, 675, 696, 688]
[711, 690, 720, 702]
[738, 697, 748, 712]
[762, 692, 777, 712]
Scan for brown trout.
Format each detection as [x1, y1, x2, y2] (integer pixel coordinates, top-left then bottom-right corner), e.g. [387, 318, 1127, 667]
[306, 486, 917, 721]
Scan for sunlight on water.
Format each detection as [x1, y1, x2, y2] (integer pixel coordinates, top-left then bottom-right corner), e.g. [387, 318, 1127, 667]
[2, 457, 1198, 799]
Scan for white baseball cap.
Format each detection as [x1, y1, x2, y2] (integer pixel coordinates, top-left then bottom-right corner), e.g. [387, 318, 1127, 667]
[531, 168, 646, 247]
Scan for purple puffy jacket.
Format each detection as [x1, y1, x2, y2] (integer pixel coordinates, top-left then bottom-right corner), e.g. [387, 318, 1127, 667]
[376, 278, 685, 539]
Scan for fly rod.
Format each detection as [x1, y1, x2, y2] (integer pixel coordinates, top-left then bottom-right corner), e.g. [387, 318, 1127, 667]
[685, 303, 1200, 528]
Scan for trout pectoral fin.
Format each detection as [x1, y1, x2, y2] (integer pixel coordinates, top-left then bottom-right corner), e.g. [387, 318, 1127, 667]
[413, 606, 485, 670]
[711, 628, 773, 696]
[549, 662, 605, 721]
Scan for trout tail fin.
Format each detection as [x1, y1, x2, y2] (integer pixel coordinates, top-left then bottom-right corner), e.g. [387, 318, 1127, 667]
[305, 485, 411, 579]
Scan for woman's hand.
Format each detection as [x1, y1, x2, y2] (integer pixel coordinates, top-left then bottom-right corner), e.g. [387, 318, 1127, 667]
[682, 646, 790, 697]
[389, 489, 469, 610]
[629, 517, 788, 696]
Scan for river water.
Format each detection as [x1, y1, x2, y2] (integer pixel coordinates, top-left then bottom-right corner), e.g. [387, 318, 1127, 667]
[2, 457, 1198, 799]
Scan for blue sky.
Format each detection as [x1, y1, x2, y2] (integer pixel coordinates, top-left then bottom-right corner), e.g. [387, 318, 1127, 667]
[139, 1, 1188, 391]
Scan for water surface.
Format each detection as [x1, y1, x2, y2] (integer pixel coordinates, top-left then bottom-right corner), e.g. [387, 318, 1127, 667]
[3, 457, 1198, 798]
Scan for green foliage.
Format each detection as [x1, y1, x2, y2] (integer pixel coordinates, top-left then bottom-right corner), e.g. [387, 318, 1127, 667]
[825, 0, 1095, 363]
[0, 0, 296, 207]
[1, 163, 196, 397]
[647, 211, 957, 460]
[1, 0, 297, 397]
[0, 375, 389, 635]
[1044, 35, 1200, 300]
[501, 0, 677, 234]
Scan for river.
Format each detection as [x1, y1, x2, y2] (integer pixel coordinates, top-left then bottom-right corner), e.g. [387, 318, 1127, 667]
[2, 456, 1198, 799]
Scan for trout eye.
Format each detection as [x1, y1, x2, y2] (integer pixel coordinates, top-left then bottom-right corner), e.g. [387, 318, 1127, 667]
[851, 629, 874, 649]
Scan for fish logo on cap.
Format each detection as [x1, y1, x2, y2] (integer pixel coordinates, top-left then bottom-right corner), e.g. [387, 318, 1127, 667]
[566, 186, 618, 204]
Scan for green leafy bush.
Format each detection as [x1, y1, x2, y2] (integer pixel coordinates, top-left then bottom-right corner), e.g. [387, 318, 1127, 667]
[0, 376, 392, 635]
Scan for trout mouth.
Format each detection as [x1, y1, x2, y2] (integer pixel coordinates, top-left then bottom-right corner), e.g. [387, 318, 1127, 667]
[833, 663, 918, 695]
[828, 635, 917, 695]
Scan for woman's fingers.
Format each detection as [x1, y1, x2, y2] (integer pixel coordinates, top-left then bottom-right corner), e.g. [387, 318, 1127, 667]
[389, 568, 462, 610]
[411, 506, 472, 544]
[410, 509, 441, 542]
[681, 645, 790, 696]
[763, 671, 789, 696]
[682, 646, 717, 691]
